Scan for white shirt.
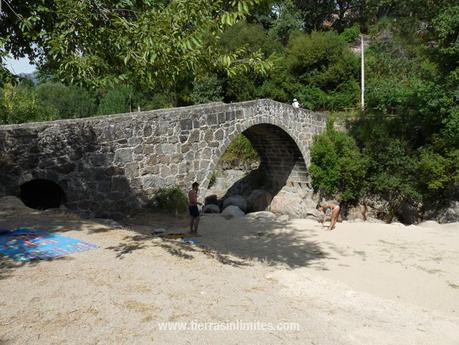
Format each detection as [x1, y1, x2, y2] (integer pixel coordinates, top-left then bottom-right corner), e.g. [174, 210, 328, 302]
[292, 101, 300, 108]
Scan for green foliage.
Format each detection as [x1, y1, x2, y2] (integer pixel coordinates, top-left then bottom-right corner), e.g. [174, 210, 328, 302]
[3, 0, 269, 90]
[36, 82, 97, 119]
[341, 25, 360, 43]
[354, 17, 458, 210]
[432, 5, 459, 75]
[416, 148, 451, 192]
[0, 83, 59, 125]
[268, 0, 303, 44]
[97, 85, 134, 115]
[150, 187, 188, 216]
[208, 172, 218, 188]
[309, 120, 367, 203]
[257, 30, 360, 110]
[221, 134, 259, 165]
[190, 76, 224, 105]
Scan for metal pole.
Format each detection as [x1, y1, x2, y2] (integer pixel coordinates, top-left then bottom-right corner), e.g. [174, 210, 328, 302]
[361, 34, 365, 112]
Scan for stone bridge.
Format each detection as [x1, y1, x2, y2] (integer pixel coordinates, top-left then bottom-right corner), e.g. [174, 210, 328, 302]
[0, 99, 327, 217]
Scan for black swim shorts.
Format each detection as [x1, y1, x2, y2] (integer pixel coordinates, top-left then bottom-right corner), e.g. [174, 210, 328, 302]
[189, 205, 199, 218]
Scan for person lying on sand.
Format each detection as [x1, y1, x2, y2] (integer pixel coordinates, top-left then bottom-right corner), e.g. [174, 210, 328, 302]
[188, 182, 202, 235]
[317, 201, 340, 230]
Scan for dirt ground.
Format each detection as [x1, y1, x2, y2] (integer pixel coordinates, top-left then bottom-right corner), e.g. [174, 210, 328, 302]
[1, 206, 458, 345]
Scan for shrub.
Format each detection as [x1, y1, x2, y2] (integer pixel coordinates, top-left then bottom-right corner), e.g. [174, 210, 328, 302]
[220, 134, 259, 166]
[150, 187, 188, 216]
[309, 120, 368, 203]
[340, 25, 360, 43]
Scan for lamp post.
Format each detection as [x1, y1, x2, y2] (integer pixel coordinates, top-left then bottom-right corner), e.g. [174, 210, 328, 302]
[361, 34, 365, 112]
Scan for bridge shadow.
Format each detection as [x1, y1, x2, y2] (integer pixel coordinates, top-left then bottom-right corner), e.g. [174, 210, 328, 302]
[124, 213, 330, 269]
[0, 205, 331, 282]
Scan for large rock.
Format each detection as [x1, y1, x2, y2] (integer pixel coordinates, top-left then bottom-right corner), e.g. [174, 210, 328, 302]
[436, 201, 459, 223]
[362, 196, 392, 222]
[221, 205, 245, 219]
[270, 191, 318, 219]
[202, 204, 220, 214]
[247, 189, 272, 212]
[346, 205, 367, 221]
[396, 202, 418, 225]
[223, 195, 248, 212]
[206, 169, 246, 198]
[0, 196, 30, 212]
[204, 194, 219, 206]
[277, 214, 290, 222]
[246, 211, 276, 220]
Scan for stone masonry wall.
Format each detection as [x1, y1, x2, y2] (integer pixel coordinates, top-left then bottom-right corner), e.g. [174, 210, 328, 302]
[0, 99, 327, 217]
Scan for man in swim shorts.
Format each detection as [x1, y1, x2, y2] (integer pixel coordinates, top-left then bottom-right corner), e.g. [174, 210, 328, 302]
[188, 182, 201, 234]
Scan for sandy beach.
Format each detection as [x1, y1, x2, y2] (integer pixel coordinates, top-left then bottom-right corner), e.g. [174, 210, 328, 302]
[1, 207, 458, 345]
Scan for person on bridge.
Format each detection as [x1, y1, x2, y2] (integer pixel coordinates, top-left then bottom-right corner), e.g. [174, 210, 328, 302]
[292, 98, 300, 108]
[188, 182, 202, 235]
[317, 201, 340, 230]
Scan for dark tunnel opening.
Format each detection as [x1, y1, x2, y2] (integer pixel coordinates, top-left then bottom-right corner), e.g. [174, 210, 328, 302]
[19, 179, 66, 210]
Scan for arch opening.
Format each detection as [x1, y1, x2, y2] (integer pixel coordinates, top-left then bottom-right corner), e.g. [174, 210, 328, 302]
[205, 124, 310, 213]
[19, 179, 66, 210]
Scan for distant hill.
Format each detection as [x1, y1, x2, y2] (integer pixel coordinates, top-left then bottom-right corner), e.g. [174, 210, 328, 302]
[18, 72, 40, 85]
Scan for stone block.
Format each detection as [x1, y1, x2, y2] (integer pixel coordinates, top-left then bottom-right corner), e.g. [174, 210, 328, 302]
[214, 129, 224, 140]
[114, 148, 133, 163]
[207, 113, 217, 125]
[180, 119, 192, 131]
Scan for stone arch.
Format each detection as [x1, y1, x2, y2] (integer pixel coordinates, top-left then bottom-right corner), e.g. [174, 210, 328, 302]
[205, 121, 310, 196]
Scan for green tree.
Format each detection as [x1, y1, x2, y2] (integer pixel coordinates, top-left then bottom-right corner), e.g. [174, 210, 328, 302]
[258, 30, 359, 110]
[190, 75, 224, 105]
[0, 83, 59, 124]
[309, 120, 367, 202]
[97, 85, 134, 115]
[36, 82, 97, 118]
[2, 0, 269, 90]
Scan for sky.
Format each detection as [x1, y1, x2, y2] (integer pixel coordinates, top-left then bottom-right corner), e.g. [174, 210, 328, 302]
[4, 56, 37, 74]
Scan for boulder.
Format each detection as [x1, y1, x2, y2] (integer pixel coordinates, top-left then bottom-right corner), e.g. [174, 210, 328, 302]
[247, 189, 272, 212]
[305, 209, 321, 220]
[363, 196, 391, 221]
[436, 201, 459, 223]
[346, 205, 367, 221]
[202, 204, 221, 214]
[396, 202, 418, 225]
[277, 214, 290, 222]
[270, 191, 312, 218]
[223, 195, 248, 213]
[204, 194, 219, 206]
[221, 205, 245, 219]
[0, 196, 30, 212]
[246, 211, 276, 220]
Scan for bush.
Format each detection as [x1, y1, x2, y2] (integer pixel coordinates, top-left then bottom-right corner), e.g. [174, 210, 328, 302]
[220, 134, 259, 166]
[0, 83, 59, 124]
[36, 82, 97, 119]
[97, 85, 134, 115]
[340, 25, 360, 43]
[309, 120, 367, 202]
[190, 75, 224, 105]
[150, 187, 188, 216]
